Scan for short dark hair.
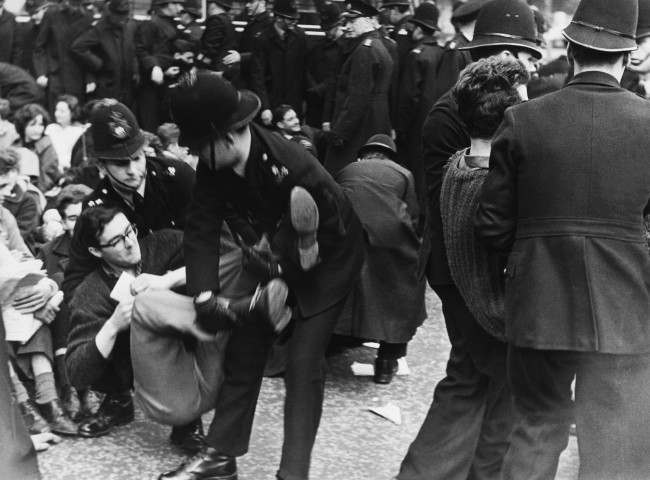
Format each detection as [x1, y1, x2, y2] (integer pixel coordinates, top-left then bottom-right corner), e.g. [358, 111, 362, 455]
[74, 206, 122, 249]
[56, 94, 82, 123]
[453, 56, 529, 139]
[272, 104, 295, 125]
[13, 103, 50, 142]
[56, 184, 92, 217]
[0, 147, 20, 175]
[567, 41, 626, 67]
[470, 45, 540, 63]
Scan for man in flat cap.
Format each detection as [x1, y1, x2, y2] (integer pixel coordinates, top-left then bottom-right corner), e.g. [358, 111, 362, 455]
[324, 0, 394, 174]
[161, 72, 364, 480]
[477, 0, 650, 478]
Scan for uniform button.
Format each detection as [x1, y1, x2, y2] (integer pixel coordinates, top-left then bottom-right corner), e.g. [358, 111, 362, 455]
[101, 189, 107, 194]
[152, 171, 157, 176]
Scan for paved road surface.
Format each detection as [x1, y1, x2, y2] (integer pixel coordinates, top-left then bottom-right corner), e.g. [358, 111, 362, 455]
[39, 288, 578, 480]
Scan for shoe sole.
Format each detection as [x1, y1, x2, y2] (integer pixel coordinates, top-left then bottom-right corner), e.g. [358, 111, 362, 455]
[289, 187, 319, 246]
[262, 279, 290, 328]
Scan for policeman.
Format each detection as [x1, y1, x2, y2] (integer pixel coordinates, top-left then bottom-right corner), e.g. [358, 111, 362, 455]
[381, 0, 414, 61]
[134, 0, 185, 131]
[395, 2, 444, 203]
[324, 0, 394, 174]
[199, 0, 238, 80]
[160, 71, 364, 480]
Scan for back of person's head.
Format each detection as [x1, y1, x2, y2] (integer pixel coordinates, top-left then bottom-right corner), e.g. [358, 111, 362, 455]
[0, 147, 21, 175]
[56, 183, 92, 218]
[272, 104, 295, 125]
[567, 42, 626, 68]
[453, 56, 529, 139]
[157, 123, 181, 148]
[13, 103, 50, 142]
[75, 205, 122, 250]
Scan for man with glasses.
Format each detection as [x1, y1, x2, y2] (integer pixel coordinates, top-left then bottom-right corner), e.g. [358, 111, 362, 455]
[323, 0, 394, 174]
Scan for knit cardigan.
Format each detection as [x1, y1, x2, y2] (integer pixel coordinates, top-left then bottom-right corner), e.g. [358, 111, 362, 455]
[440, 150, 505, 341]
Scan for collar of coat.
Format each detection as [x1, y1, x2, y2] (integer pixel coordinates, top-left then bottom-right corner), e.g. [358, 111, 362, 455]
[566, 71, 621, 90]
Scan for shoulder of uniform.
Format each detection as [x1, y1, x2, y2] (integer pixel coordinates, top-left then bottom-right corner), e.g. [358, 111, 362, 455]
[363, 38, 373, 47]
[411, 47, 422, 55]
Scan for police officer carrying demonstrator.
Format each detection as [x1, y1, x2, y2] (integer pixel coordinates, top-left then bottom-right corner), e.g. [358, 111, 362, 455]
[477, 0, 650, 478]
[160, 71, 364, 480]
[324, 0, 394, 174]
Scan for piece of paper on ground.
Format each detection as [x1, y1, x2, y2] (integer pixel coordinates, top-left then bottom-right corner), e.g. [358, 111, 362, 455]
[368, 403, 402, 425]
[350, 358, 410, 376]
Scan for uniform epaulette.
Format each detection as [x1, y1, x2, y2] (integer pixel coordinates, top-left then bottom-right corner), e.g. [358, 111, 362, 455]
[397, 28, 408, 36]
[363, 38, 373, 47]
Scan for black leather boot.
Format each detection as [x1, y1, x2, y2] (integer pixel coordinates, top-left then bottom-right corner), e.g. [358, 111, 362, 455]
[158, 447, 237, 479]
[19, 399, 51, 434]
[38, 398, 79, 436]
[78, 392, 134, 438]
[170, 419, 206, 455]
[373, 358, 398, 384]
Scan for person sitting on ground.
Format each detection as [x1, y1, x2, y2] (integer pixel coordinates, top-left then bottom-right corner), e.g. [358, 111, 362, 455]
[0, 147, 41, 250]
[13, 103, 60, 193]
[44, 94, 85, 173]
[38, 183, 93, 421]
[65, 206, 291, 441]
[157, 122, 198, 169]
[273, 104, 325, 159]
[335, 134, 426, 384]
[0, 98, 19, 148]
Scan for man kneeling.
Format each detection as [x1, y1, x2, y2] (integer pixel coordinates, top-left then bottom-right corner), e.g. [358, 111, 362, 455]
[65, 206, 290, 441]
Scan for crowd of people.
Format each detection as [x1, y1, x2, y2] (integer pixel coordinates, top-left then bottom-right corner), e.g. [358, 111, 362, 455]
[1, 0, 650, 479]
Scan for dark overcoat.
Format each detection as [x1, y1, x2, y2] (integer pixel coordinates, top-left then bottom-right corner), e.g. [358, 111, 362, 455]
[0, 9, 20, 64]
[249, 25, 308, 112]
[305, 36, 344, 127]
[184, 124, 364, 319]
[33, 5, 92, 110]
[396, 37, 445, 202]
[70, 18, 138, 107]
[236, 11, 273, 89]
[476, 71, 650, 354]
[325, 31, 393, 174]
[201, 12, 238, 79]
[335, 159, 426, 343]
[0, 62, 44, 113]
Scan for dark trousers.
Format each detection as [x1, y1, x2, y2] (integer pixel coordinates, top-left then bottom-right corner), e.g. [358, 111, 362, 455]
[397, 284, 512, 480]
[503, 346, 650, 480]
[207, 299, 345, 480]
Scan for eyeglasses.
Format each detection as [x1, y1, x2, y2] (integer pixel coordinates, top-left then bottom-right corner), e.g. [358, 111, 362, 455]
[98, 224, 138, 249]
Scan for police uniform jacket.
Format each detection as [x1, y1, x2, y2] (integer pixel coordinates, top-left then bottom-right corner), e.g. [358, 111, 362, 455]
[135, 14, 179, 83]
[238, 11, 274, 66]
[185, 124, 364, 319]
[62, 156, 194, 300]
[476, 71, 650, 354]
[33, 4, 93, 103]
[250, 24, 308, 112]
[396, 37, 445, 200]
[0, 9, 20, 65]
[325, 31, 393, 173]
[70, 18, 139, 107]
[201, 13, 238, 74]
[305, 36, 344, 127]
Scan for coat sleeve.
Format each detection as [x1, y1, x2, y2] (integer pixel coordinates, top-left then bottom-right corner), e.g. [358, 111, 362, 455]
[331, 46, 377, 141]
[33, 10, 52, 77]
[201, 16, 227, 63]
[70, 27, 104, 72]
[475, 109, 519, 254]
[135, 22, 160, 74]
[184, 161, 225, 295]
[169, 159, 195, 230]
[249, 37, 270, 110]
[37, 141, 61, 192]
[396, 50, 421, 134]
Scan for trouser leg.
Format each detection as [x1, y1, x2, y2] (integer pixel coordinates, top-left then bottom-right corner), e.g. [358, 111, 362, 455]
[277, 300, 344, 480]
[397, 284, 508, 480]
[131, 290, 229, 426]
[576, 353, 650, 480]
[501, 346, 575, 480]
[378, 341, 407, 360]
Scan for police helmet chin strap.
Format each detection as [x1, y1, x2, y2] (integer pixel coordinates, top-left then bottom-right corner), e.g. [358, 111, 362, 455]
[104, 164, 141, 193]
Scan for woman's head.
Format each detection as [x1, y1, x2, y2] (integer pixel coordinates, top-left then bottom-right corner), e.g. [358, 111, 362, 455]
[54, 94, 81, 127]
[13, 103, 50, 144]
[453, 57, 529, 140]
[0, 147, 21, 199]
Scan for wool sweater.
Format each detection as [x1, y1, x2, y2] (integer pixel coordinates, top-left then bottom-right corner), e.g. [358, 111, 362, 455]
[66, 229, 183, 391]
[440, 150, 505, 340]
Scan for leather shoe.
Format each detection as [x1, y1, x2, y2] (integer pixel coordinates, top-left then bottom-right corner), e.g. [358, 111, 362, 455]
[170, 420, 206, 455]
[373, 358, 398, 384]
[158, 447, 237, 479]
[61, 385, 82, 421]
[38, 398, 78, 436]
[19, 399, 51, 435]
[78, 392, 134, 438]
[289, 186, 320, 271]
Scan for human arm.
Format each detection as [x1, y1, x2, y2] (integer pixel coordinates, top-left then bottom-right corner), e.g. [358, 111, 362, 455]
[130, 267, 186, 295]
[201, 16, 228, 64]
[94, 300, 133, 358]
[33, 9, 52, 81]
[248, 38, 270, 110]
[70, 27, 104, 72]
[474, 109, 518, 254]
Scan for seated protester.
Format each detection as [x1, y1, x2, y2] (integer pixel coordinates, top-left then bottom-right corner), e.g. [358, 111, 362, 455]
[157, 122, 198, 169]
[62, 99, 196, 302]
[38, 183, 92, 421]
[44, 95, 85, 173]
[13, 103, 61, 194]
[0, 147, 41, 250]
[65, 206, 290, 442]
[0, 98, 19, 149]
[67, 99, 100, 189]
[439, 58, 527, 346]
[335, 134, 426, 384]
[0, 216, 78, 437]
[273, 104, 325, 159]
